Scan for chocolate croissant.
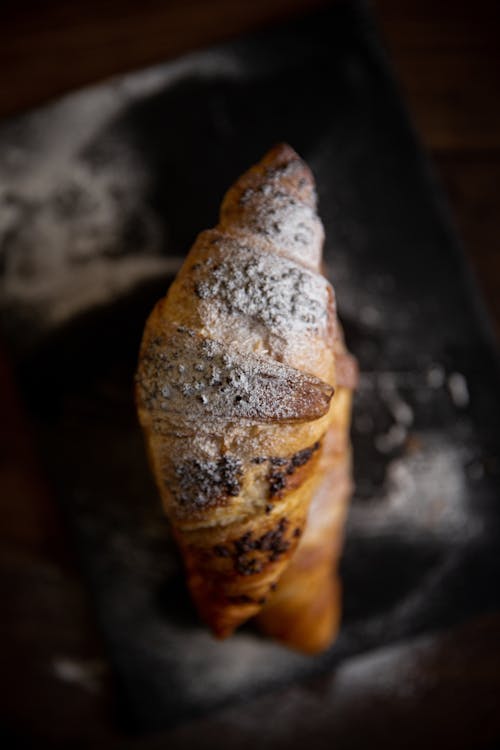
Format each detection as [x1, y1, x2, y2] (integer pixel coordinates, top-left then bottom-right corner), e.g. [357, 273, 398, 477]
[135, 144, 351, 641]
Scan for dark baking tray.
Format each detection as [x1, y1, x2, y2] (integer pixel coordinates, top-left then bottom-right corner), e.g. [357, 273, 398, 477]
[1, 0, 499, 735]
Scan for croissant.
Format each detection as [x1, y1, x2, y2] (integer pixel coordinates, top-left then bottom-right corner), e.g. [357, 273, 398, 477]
[135, 144, 349, 641]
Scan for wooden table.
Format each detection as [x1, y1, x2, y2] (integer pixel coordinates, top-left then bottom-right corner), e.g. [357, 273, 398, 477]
[1, 1, 499, 747]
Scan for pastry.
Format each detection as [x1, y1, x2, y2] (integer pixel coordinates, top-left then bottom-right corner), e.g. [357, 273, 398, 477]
[135, 143, 354, 644]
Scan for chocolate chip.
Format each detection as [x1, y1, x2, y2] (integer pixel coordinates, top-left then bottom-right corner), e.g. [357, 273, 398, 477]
[173, 455, 242, 509]
[268, 471, 287, 497]
[270, 457, 288, 466]
[214, 544, 230, 558]
[235, 557, 263, 576]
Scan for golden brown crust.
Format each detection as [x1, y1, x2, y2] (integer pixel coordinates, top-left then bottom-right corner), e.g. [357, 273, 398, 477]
[219, 144, 325, 273]
[256, 386, 354, 653]
[136, 321, 334, 426]
[256, 318, 357, 653]
[136, 144, 346, 637]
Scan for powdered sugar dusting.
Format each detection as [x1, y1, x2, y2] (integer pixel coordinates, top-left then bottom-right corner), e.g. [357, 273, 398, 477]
[52, 657, 108, 694]
[447, 372, 470, 408]
[221, 151, 325, 271]
[174, 628, 307, 704]
[232, 194, 324, 269]
[136, 327, 333, 426]
[192, 237, 331, 339]
[0, 138, 164, 349]
[349, 431, 483, 542]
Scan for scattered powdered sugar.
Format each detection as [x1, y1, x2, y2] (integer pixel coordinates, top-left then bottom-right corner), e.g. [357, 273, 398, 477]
[375, 424, 407, 454]
[362, 369, 415, 454]
[353, 363, 481, 541]
[359, 304, 381, 328]
[386, 396, 413, 427]
[426, 363, 446, 389]
[156, 628, 461, 746]
[349, 432, 482, 542]
[385, 441, 466, 530]
[0, 144, 166, 348]
[356, 367, 468, 418]
[447, 372, 470, 408]
[0, 46, 247, 350]
[161, 626, 309, 708]
[52, 657, 108, 694]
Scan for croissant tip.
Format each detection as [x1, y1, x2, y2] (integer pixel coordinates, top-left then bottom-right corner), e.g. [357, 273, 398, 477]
[264, 142, 301, 163]
[261, 142, 313, 177]
[219, 141, 318, 231]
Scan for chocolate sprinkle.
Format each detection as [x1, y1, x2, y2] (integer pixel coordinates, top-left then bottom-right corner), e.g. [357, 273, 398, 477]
[235, 557, 263, 576]
[173, 455, 242, 509]
[267, 441, 320, 498]
[268, 471, 287, 497]
[214, 544, 231, 558]
[230, 518, 291, 576]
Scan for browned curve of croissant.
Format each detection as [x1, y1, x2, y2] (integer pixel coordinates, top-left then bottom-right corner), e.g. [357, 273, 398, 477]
[136, 143, 354, 640]
[256, 343, 357, 653]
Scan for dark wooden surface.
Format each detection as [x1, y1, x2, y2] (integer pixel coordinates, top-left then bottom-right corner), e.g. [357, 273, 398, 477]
[1, 1, 499, 747]
[376, 0, 500, 342]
